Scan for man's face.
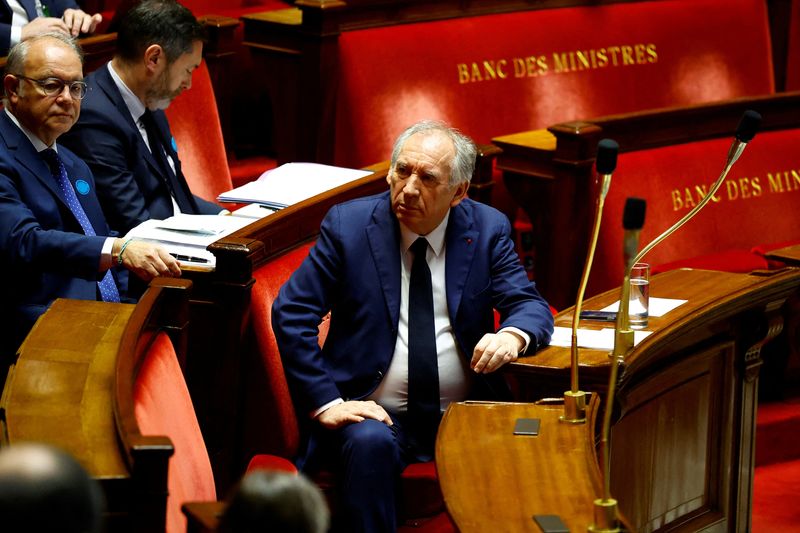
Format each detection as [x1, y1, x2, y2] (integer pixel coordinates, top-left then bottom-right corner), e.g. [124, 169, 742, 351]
[146, 40, 202, 110]
[5, 38, 83, 146]
[387, 130, 468, 235]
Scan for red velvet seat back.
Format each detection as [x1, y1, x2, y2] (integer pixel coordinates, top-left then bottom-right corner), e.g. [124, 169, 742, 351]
[181, 0, 287, 18]
[134, 332, 216, 533]
[243, 242, 320, 460]
[164, 60, 233, 203]
[587, 128, 800, 296]
[333, 0, 774, 168]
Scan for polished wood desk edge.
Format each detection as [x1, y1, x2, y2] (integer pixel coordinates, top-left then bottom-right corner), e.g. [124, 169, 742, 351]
[765, 244, 800, 265]
[437, 395, 634, 532]
[493, 92, 800, 174]
[513, 268, 800, 374]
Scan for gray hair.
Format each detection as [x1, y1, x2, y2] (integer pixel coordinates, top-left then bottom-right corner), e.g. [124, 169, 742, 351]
[390, 120, 477, 187]
[5, 32, 83, 76]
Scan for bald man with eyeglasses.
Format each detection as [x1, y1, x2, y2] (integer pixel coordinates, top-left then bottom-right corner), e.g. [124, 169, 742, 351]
[0, 32, 181, 369]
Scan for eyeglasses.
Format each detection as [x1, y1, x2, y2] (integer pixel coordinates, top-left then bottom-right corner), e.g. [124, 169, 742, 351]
[13, 75, 89, 100]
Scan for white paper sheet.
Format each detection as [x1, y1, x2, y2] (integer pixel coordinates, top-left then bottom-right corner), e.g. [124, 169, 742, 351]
[549, 326, 653, 350]
[217, 162, 373, 208]
[599, 297, 687, 317]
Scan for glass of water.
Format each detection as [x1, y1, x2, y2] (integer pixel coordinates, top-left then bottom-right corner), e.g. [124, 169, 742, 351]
[629, 262, 650, 329]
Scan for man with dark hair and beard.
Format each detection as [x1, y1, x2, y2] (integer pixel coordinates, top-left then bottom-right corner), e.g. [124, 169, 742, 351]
[60, 0, 225, 236]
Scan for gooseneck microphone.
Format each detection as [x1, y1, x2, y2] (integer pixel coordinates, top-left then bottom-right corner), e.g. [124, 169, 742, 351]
[592, 110, 762, 532]
[563, 139, 619, 424]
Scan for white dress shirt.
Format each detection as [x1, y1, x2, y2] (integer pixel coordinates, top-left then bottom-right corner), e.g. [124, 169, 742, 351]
[314, 209, 530, 418]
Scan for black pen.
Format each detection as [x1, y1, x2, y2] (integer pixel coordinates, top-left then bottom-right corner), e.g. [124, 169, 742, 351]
[171, 253, 210, 264]
[579, 310, 617, 322]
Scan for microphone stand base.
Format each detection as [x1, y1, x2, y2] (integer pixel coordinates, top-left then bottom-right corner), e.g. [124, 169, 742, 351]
[560, 390, 587, 424]
[589, 498, 621, 532]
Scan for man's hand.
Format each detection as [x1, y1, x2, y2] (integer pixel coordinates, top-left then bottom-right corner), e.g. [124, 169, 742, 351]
[117, 239, 181, 281]
[20, 16, 69, 41]
[62, 9, 103, 37]
[471, 331, 525, 374]
[317, 400, 393, 430]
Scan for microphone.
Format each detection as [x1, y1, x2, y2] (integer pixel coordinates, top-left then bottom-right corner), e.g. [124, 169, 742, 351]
[563, 139, 619, 424]
[726, 109, 762, 167]
[622, 197, 646, 273]
[592, 110, 762, 532]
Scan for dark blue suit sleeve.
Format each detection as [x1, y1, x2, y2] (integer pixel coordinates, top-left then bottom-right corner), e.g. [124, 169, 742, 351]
[489, 215, 553, 351]
[272, 205, 346, 415]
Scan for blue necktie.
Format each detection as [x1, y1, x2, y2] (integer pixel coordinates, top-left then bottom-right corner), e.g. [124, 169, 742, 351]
[407, 237, 440, 458]
[41, 149, 120, 303]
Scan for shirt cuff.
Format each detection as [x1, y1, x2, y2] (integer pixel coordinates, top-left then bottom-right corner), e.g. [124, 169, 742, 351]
[100, 237, 115, 271]
[10, 27, 21, 47]
[498, 326, 531, 354]
[311, 398, 343, 419]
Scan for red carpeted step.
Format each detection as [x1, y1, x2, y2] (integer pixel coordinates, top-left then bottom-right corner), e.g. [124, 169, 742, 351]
[755, 397, 800, 467]
[752, 458, 800, 532]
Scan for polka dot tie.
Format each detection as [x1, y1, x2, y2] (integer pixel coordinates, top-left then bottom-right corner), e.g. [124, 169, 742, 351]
[41, 149, 120, 303]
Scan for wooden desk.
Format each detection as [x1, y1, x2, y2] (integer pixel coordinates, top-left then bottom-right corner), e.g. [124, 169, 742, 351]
[441, 268, 800, 532]
[437, 398, 607, 533]
[765, 244, 800, 266]
[1, 279, 192, 532]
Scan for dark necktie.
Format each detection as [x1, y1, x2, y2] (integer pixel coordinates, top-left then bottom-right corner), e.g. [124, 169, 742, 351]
[41, 149, 120, 303]
[407, 237, 440, 458]
[140, 110, 194, 212]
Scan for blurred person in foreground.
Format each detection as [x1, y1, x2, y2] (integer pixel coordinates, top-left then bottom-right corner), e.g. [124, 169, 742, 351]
[0, 442, 105, 532]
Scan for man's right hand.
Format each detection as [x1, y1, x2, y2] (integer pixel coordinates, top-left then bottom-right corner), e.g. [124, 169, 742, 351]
[116, 239, 181, 281]
[21, 17, 70, 41]
[317, 400, 393, 430]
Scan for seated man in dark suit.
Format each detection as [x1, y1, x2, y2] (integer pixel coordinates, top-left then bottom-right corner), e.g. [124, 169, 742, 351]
[272, 120, 554, 532]
[60, 0, 224, 235]
[0, 32, 181, 366]
[0, 0, 102, 55]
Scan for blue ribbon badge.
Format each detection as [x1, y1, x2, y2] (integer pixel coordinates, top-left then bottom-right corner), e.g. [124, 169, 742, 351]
[75, 179, 91, 196]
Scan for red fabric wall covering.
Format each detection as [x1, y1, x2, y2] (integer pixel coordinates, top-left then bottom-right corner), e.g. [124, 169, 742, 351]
[333, 0, 774, 168]
[587, 127, 800, 296]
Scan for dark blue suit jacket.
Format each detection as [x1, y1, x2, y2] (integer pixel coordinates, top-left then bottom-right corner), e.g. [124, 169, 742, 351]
[273, 192, 554, 416]
[0, 111, 124, 358]
[60, 64, 222, 235]
[0, 0, 77, 55]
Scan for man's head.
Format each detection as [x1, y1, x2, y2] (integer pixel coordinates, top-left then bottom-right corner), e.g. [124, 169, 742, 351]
[115, 0, 204, 110]
[3, 33, 85, 146]
[387, 121, 477, 235]
[0, 443, 105, 532]
[218, 470, 329, 533]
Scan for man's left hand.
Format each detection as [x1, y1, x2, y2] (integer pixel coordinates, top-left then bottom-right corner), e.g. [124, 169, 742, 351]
[62, 9, 102, 37]
[471, 331, 524, 374]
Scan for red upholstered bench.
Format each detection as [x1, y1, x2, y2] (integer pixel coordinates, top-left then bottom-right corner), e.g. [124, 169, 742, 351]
[241, 242, 453, 531]
[494, 93, 800, 309]
[243, 0, 776, 215]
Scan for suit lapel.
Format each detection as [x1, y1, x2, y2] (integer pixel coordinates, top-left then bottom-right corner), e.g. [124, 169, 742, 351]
[19, 0, 37, 19]
[366, 195, 402, 330]
[445, 202, 478, 324]
[94, 66, 172, 189]
[0, 113, 65, 205]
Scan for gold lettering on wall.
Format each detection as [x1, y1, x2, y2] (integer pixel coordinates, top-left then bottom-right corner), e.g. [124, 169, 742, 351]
[456, 43, 657, 84]
[668, 173, 797, 213]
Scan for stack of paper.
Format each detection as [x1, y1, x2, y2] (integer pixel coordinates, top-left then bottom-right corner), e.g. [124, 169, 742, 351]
[126, 214, 252, 269]
[217, 162, 373, 208]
